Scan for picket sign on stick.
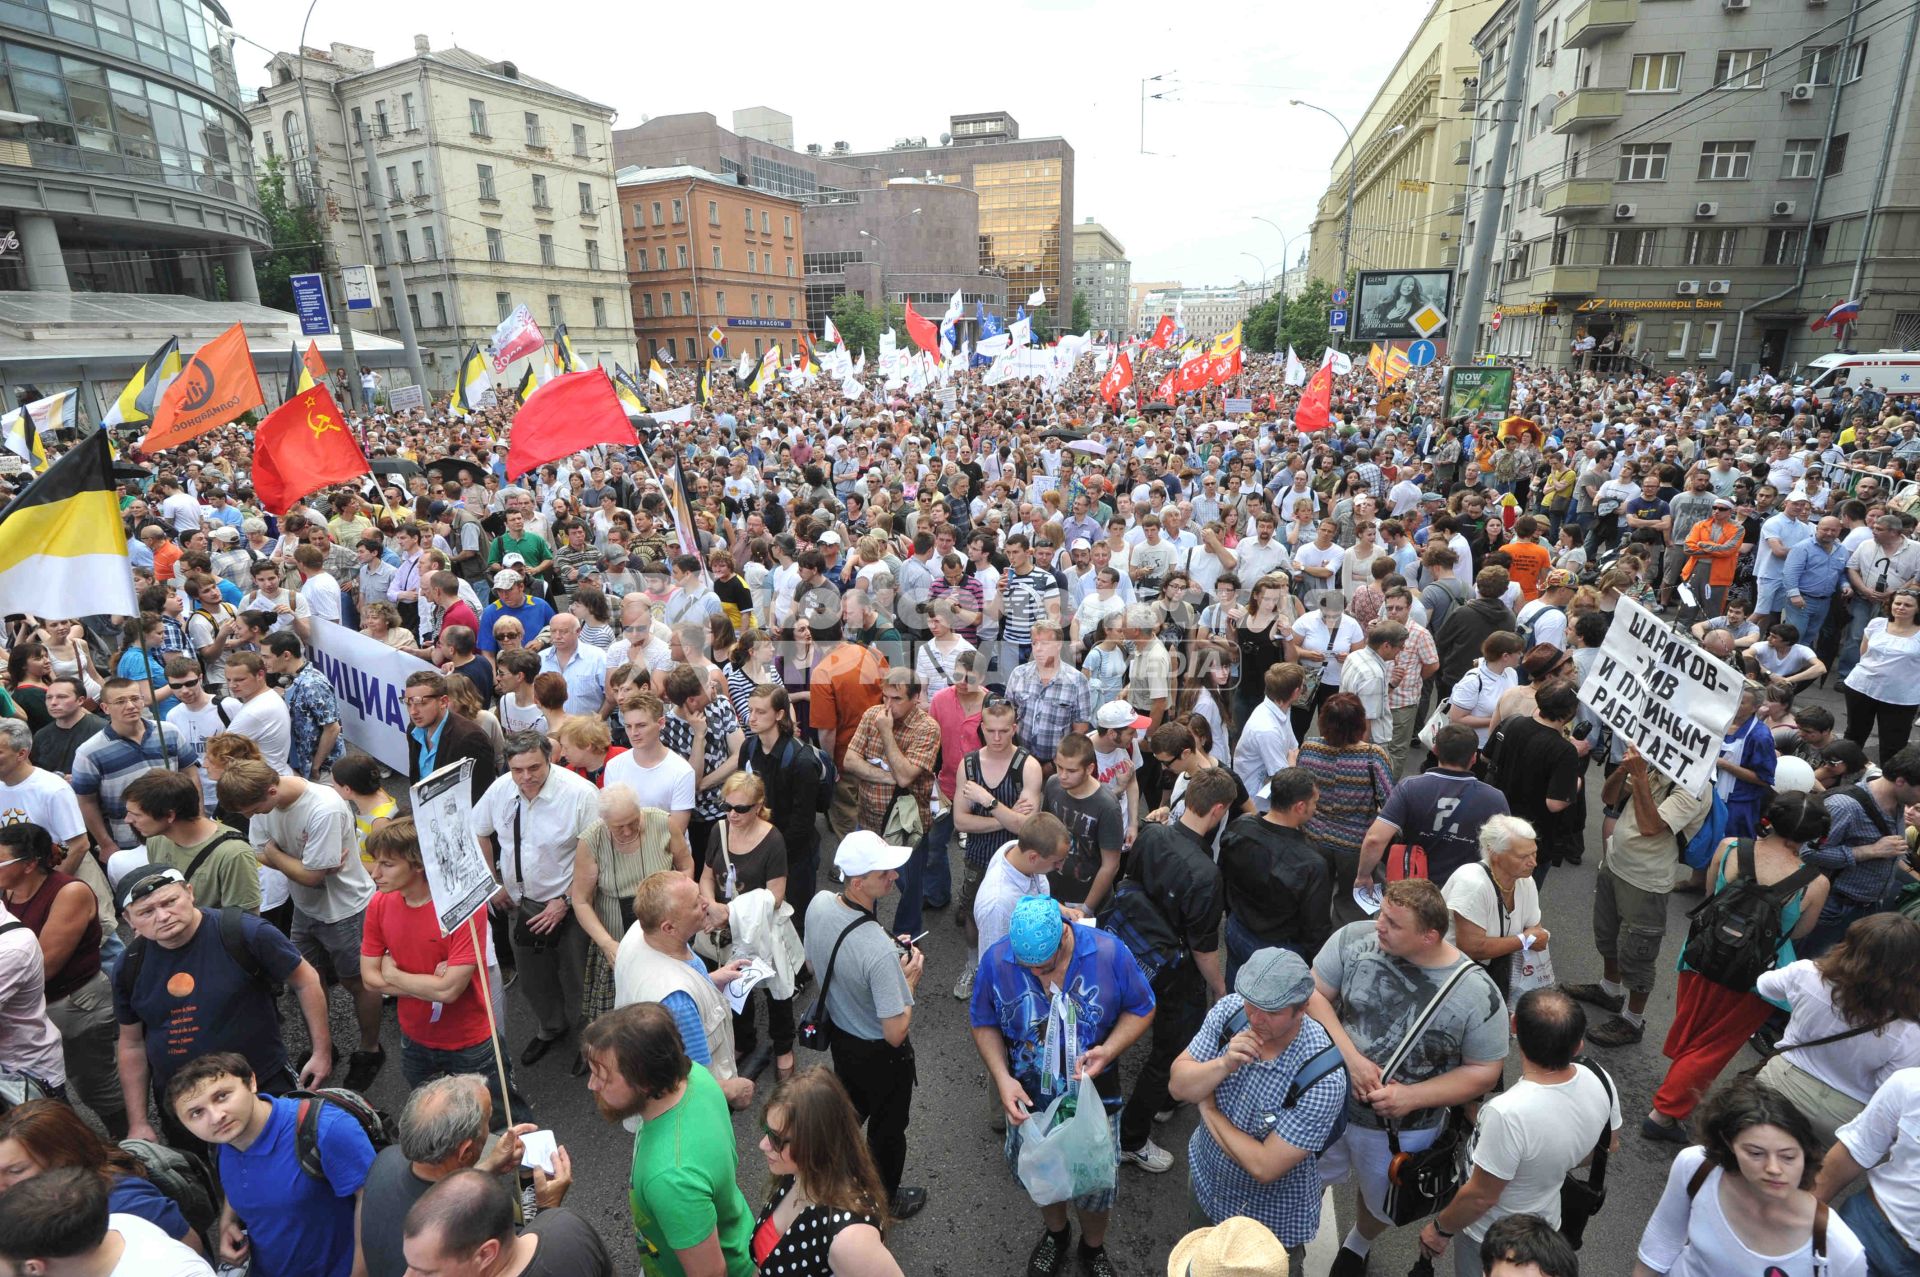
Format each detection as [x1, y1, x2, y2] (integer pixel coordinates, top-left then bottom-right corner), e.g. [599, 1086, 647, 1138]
[1576, 595, 1742, 797]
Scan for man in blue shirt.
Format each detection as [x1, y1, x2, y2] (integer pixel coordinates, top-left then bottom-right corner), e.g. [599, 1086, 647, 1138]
[168, 1051, 374, 1277]
[970, 895, 1156, 1277]
[476, 570, 555, 655]
[1782, 514, 1851, 643]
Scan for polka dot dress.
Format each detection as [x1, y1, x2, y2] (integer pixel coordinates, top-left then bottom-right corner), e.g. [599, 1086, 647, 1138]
[755, 1186, 874, 1275]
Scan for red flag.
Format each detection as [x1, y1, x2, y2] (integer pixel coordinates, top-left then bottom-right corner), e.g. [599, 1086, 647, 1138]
[504, 369, 638, 481]
[1098, 350, 1134, 406]
[1147, 315, 1176, 349]
[1294, 363, 1334, 432]
[141, 323, 264, 453]
[1153, 370, 1176, 402]
[1175, 350, 1211, 394]
[251, 385, 370, 516]
[1208, 347, 1243, 387]
[903, 301, 942, 357]
[302, 341, 328, 385]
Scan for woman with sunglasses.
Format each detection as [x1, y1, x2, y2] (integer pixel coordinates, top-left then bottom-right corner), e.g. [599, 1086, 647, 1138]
[754, 1068, 904, 1277]
[699, 771, 797, 1082]
[1841, 587, 1920, 762]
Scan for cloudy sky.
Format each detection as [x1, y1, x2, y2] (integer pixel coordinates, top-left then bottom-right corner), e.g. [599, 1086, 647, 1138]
[226, 0, 1438, 289]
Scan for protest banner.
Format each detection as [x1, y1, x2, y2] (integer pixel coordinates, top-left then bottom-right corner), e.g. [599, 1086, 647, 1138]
[304, 616, 436, 772]
[410, 757, 494, 935]
[1576, 595, 1742, 796]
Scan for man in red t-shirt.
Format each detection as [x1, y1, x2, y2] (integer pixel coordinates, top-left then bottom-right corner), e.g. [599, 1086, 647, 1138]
[359, 818, 522, 1119]
[423, 571, 479, 645]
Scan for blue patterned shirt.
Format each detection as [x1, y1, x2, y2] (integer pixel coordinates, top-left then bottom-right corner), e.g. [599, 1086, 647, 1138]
[1004, 662, 1093, 762]
[284, 663, 345, 777]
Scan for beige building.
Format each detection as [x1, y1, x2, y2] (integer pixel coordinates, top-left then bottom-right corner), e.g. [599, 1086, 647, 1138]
[1135, 285, 1257, 341]
[1128, 279, 1182, 333]
[1303, 0, 1482, 286]
[247, 37, 636, 392]
[1071, 219, 1130, 336]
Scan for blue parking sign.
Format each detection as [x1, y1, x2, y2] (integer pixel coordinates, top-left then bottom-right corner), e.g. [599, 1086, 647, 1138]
[1329, 308, 1348, 331]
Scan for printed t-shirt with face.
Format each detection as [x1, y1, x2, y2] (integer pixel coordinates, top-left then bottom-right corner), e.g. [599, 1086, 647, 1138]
[1092, 738, 1142, 830]
[1043, 776, 1123, 905]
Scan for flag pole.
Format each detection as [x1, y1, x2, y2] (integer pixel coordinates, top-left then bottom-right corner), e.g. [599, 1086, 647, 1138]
[466, 912, 516, 1129]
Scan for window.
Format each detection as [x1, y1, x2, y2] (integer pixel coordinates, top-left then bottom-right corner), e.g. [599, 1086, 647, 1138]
[1698, 141, 1754, 180]
[1801, 45, 1841, 85]
[709, 200, 720, 225]
[762, 254, 772, 274]
[763, 294, 773, 315]
[432, 292, 447, 327]
[385, 166, 401, 201]
[361, 166, 372, 199]
[402, 93, 416, 130]
[468, 99, 488, 135]
[592, 296, 606, 326]
[660, 292, 674, 316]
[572, 122, 589, 157]
[685, 338, 698, 362]
[531, 174, 549, 208]
[1782, 139, 1820, 179]
[747, 251, 757, 273]
[1667, 321, 1692, 359]
[785, 256, 794, 277]
[1810, 223, 1831, 258]
[1846, 40, 1869, 81]
[682, 291, 693, 316]
[407, 294, 422, 329]
[486, 228, 504, 262]
[744, 206, 754, 229]
[761, 211, 771, 233]
[374, 99, 390, 137]
[1606, 228, 1658, 265]
[640, 294, 654, 318]
[1764, 227, 1803, 264]
[787, 297, 796, 320]
[651, 202, 663, 226]
[751, 294, 761, 317]
[715, 290, 726, 314]
[586, 239, 600, 271]
[1714, 49, 1768, 88]
[656, 247, 668, 270]
[1629, 53, 1683, 92]
[1528, 104, 1541, 137]
[547, 294, 562, 327]
[497, 292, 512, 321]
[1825, 133, 1849, 176]
[525, 111, 542, 147]
[578, 182, 594, 215]
[412, 161, 427, 197]
[1618, 143, 1670, 181]
[477, 164, 496, 200]
[784, 215, 794, 237]
[672, 200, 684, 223]
[712, 246, 723, 269]
[422, 227, 437, 260]
[538, 235, 555, 267]
[1685, 227, 1739, 265]
[373, 236, 387, 267]
[1698, 321, 1723, 358]
[676, 245, 688, 268]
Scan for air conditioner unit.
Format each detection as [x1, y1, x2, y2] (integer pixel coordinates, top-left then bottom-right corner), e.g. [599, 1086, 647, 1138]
[1508, 230, 1524, 242]
[1789, 83, 1817, 102]
[1615, 202, 1638, 219]
[1677, 280, 1702, 295]
[1707, 279, 1732, 294]
[1723, 0, 1750, 9]
[1538, 49, 1555, 67]
[1773, 199, 1798, 217]
[1696, 201, 1720, 217]
[1453, 140, 1472, 164]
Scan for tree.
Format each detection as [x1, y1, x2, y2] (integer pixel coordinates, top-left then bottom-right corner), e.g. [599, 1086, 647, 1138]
[827, 293, 904, 359]
[1070, 291, 1092, 334]
[1029, 305, 1053, 343]
[254, 154, 327, 313]
[1242, 277, 1341, 365]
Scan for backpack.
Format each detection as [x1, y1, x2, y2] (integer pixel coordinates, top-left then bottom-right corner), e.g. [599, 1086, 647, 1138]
[284, 1089, 397, 1180]
[451, 510, 493, 582]
[121, 907, 284, 1003]
[1681, 839, 1823, 990]
[1098, 880, 1187, 983]
[120, 1139, 220, 1242]
[1677, 785, 1729, 870]
[1215, 1007, 1348, 1153]
[1518, 602, 1564, 658]
[759, 734, 836, 814]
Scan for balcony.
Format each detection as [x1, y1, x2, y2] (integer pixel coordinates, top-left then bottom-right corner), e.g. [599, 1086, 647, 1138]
[1535, 265, 1600, 295]
[1540, 179, 1614, 216]
[1552, 88, 1624, 134]
[1562, 0, 1637, 47]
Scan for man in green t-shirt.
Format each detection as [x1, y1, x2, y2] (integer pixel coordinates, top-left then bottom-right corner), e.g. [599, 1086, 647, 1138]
[489, 509, 553, 581]
[124, 769, 261, 913]
[582, 1003, 754, 1277]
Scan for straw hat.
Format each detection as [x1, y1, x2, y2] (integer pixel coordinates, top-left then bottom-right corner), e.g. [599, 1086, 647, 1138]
[1166, 1219, 1290, 1277]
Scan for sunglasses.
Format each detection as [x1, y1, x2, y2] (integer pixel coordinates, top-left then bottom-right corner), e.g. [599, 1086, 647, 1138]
[167, 680, 201, 690]
[724, 802, 758, 814]
[760, 1120, 790, 1151]
[984, 695, 1013, 710]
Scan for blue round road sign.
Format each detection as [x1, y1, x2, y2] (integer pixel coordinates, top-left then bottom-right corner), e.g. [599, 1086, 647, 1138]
[1407, 339, 1438, 367]
[1332, 288, 1350, 306]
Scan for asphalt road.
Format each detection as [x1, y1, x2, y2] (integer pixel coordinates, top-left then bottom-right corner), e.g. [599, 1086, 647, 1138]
[302, 681, 1863, 1276]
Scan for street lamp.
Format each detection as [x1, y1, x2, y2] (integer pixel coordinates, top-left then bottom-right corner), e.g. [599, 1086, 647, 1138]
[1240, 253, 1269, 302]
[1289, 101, 1404, 305]
[1252, 216, 1301, 335]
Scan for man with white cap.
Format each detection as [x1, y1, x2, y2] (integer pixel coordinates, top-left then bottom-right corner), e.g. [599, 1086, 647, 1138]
[1169, 946, 1347, 1273]
[802, 829, 929, 1219]
[970, 893, 1157, 1277]
[476, 569, 554, 657]
[1752, 487, 1813, 633]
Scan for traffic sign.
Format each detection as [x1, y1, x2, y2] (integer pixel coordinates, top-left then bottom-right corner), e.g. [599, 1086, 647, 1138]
[1409, 304, 1447, 338]
[1407, 339, 1438, 368]
[289, 272, 331, 336]
[1331, 288, 1350, 307]
[1329, 308, 1349, 332]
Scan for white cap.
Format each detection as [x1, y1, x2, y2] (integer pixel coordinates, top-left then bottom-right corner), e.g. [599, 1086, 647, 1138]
[834, 829, 914, 879]
[817, 530, 843, 546]
[502, 552, 527, 567]
[491, 569, 523, 589]
[1094, 701, 1150, 731]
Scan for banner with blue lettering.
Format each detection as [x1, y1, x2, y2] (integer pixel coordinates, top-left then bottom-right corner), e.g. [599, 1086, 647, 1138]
[306, 616, 436, 773]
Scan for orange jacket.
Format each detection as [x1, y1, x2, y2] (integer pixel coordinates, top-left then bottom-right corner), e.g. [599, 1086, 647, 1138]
[1683, 516, 1743, 587]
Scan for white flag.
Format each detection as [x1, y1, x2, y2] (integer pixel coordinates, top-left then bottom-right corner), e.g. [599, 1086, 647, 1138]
[823, 316, 841, 346]
[1010, 318, 1033, 349]
[1027, 287, 1045, 308]
[1284, 346, 1307, 387]
[943, 290, 964, 326]
[1321, 348, 1353, 377]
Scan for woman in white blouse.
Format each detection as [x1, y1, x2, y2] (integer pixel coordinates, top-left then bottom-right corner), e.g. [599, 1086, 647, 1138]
[1634, 1080, 1866, 1276]
[1287, 590, 1365, 733]
[1444, 814, 1551, 1002]
[1340, 520, 1387, 595]
[1448, 631, 1526, 747]
[1842, 587, 1920, 760]
[913, 604, 975, 698]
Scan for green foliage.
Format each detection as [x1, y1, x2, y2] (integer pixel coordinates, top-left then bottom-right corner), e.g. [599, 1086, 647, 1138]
[827, 293, 904, 359]
[1069, 291, 1092, 334]
[1030, 305, 1053, 343]
[1243, 277, 1340, 365]
[253, 154, 326, 313]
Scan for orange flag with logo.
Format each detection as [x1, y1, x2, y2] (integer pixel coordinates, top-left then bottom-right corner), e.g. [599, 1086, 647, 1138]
[302, 341, 328, 385]
[140, 323, 264, 453]
[251, 384, 370, 515]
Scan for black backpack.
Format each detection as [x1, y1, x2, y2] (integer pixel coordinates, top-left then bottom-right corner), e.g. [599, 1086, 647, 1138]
[1681, 839, 1823, 991]
[120, 1139, 220, 1242]
[284, 1089, 397, 1180]
[121, 907, 284, 1003]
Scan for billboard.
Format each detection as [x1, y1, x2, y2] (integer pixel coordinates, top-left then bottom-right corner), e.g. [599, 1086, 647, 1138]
[1443, 366, 1515, 424]
[1352, 270, 1455, 343]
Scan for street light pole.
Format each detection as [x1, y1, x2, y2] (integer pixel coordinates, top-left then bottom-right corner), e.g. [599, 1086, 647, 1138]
[1290, 100, 1358, 296]
[1240, 253, 1269, 302]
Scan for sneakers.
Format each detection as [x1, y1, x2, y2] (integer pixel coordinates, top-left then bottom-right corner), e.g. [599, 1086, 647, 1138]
[1076, 1243, 1117, 1277]
[1586, 1015, 1646, 1047]
[953, 964, 976, 1000]
[1152, 1104, 1180, 1125]
[1641, 1115, 1690, 1144]
[1119, 1138, 1175, 1173]
[343, 1046, 385, 1091]
[1027, 1227, 1072, 1277]
[891, 1186, 928, 1219]
[1563, 982, 1625, 1014]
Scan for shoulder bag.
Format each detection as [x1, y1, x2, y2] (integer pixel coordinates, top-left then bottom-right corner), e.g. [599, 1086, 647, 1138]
[1377, 959, 1483, 1227]
[1558, 1059, 1616, 1248]
[797, 907, 878, 1051]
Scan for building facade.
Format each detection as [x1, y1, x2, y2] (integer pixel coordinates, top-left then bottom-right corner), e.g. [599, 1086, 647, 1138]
[247, 37, 635, 391]
[0, 0, 266, 299]
[1466, 0, 1920, 371]
[1072, 218, 1130, 336]
[1303, 0, 1483, 288]
[1129, 279, 1181, 333]
[1135, 285, 1257, 340]
[615, 165, 804, 363]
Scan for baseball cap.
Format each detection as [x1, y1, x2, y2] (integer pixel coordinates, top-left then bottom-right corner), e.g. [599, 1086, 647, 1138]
[1542, 568, 1576, 590]
[1236, 947, 1315, 1011]
[1008, 895, 1065, 966]
[1713, 495, 1736, 509]
[817, 530, 843, 546]
[491, 569, 523, 590]
[502, 552, 527, 567]
[1070, 538, 1092, 551]
[115, 863, 186, 912]
[210, 526, 240, 542]
[833, 829, 913, 879]
[1094, 701, 1149, 731]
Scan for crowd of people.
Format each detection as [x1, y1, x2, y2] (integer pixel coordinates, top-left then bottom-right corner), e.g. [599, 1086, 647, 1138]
[2, 338, 1920, 1277]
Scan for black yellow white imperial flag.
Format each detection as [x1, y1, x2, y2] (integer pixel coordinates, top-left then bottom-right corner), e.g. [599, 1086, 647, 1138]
[0, 430, 137, 619]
